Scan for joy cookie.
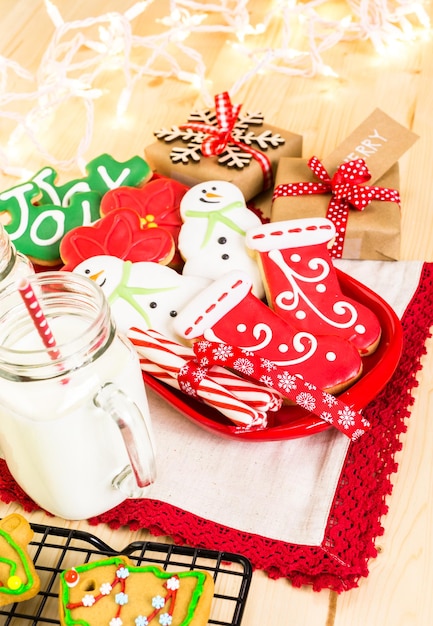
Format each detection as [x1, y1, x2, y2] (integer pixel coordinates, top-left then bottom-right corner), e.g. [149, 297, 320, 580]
[0, 181, 101, 266]
[173, 270, 363, 395]
[59, 555, 214, 626]
[0, 513, 40, 607]
[100, 176, 189, 269]
[32, 155, 152, 206]
[60, 208, 174, 271]
[178, 180, 265, 298]
[73, 255, 209, 339]
[246, 217, 382, 355]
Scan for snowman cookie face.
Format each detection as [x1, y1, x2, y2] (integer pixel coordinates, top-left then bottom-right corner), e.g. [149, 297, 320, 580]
[73, 255, 209, 340]
[178, 181, 265, 299]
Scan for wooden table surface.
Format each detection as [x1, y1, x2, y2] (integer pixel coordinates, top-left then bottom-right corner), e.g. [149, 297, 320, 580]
[1, 1, 432, 624]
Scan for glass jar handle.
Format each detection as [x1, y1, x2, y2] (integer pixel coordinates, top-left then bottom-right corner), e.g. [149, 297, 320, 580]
[94, 383, 156, 489]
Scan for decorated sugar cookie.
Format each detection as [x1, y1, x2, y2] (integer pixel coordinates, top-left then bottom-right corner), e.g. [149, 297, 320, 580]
[100, 176, 188, 268]
[85, 153, 152, 194]
[60, 208, 174, 271]
[173, 270, 363, 395]
[73, 255, 209, 339]
[0, 181, 101, 265]
[59, 555, 214, 626]
[178, 180, 265, 298]
[33, 155, 152, 205]
[0, 514, 40, 607]
[246, 217, 382, 355]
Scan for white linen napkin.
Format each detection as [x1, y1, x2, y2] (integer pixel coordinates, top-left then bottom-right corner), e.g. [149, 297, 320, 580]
[143, 261, 423, 546]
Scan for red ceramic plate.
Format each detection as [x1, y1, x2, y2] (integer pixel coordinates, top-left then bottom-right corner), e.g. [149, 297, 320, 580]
[142, 268, 403, 441]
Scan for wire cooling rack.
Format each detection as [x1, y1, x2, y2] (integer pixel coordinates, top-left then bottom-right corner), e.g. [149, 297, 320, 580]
[0, 522, 252, 625]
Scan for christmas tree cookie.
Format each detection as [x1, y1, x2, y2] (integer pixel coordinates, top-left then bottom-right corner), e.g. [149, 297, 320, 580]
[59, 555, 214, 626]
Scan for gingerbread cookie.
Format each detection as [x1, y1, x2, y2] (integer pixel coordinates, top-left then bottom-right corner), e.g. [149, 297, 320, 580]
[59, 555, 214, 626]
[73, 255, 209, 339]
[173, 270, 363, 395]
[178, 180, 265, 298]
[0, 513, 40, 607]
[246, 217, 381, 355]
[100, 176, 189, 269]
[60, 208, 175, 271]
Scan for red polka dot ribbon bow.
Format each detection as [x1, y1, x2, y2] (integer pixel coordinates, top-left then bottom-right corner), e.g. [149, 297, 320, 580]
[273, 156, 400, 258]
[180, 91, 273, 191]
[192, 339, 370, 441]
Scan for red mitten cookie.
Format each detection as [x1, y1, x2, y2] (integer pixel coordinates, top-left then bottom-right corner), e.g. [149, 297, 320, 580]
[173, 270, 363, 395]
[246, 218, 381, 355]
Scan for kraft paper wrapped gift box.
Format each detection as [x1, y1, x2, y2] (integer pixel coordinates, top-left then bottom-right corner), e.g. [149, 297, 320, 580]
[271, 109, 418, 261]
[272, 159, 401, 261]
[145, 92, 302, 204]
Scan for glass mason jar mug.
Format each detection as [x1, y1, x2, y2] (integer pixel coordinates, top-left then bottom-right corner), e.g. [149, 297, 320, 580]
[0, 222, 34, 290]
[0, 272, 156, 519]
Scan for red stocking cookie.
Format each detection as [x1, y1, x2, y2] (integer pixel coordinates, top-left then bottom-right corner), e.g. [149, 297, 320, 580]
[173, 270, 363, 395]
[246, 218, 381, 355]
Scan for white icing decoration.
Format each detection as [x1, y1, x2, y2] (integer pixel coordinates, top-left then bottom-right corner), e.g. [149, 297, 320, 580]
[268, 249, 358, 330]
[295, 310, 306, 320]
[204, 326, 318, 367]
[30, 209, 64, 246]
[97, 164, 131, 190]
[238, 322, 273, 352]
[355, 324, 366, 334]
[100, 582, 112, 595]
[173, 270, 252, 339]
[326, 352, 337, 361]
[316, 284, 326, 292]
[166, 576, 180, 590]
[237, 323, 247, 332]
[290, 253, 301, 262]
[245, 218, 336, 252]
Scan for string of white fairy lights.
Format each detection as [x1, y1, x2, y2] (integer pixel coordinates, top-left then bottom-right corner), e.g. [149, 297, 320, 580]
[0, 0, 430, 178]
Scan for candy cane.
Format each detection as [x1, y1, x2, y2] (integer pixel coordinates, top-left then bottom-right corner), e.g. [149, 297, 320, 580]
[133, 328, 282, 412]
[129, 328, 267, 429]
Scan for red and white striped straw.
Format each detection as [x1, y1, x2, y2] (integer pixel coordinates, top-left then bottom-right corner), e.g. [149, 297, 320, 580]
[17, 278, 68, 385]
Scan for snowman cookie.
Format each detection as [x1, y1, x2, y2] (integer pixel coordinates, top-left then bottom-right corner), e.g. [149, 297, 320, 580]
[178, 180, 265, 299]
[73, 256, 209, 340]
